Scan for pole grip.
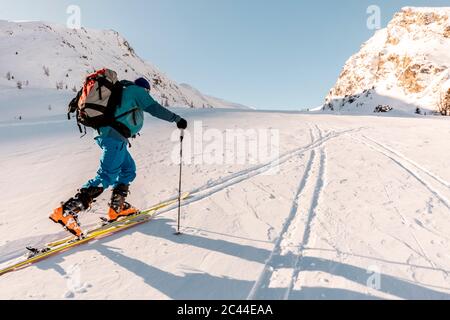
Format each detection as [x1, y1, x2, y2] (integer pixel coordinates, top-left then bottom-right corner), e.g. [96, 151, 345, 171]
[180, 129, 185, 141]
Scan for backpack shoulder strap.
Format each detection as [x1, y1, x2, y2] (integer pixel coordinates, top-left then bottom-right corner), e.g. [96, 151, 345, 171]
[67, 89, 83, 119]
[97, 77, 115, 91]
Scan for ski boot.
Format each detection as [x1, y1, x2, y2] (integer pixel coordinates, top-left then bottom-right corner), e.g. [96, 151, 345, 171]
[50, 187, 104, 237]
[107, 184, 139, 222]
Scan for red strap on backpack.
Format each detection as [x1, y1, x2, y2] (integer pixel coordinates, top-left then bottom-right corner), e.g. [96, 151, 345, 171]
[79, 69, 107, 106]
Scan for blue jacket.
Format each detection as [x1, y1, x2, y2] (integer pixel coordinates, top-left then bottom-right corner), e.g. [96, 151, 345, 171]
[97, 82, 181, 142]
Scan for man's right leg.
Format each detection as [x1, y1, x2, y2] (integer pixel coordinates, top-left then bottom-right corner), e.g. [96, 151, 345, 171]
[107, 148, 139, 222]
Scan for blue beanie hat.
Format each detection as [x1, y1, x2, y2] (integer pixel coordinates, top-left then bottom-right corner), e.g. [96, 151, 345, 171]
[135, 77, 151, 90]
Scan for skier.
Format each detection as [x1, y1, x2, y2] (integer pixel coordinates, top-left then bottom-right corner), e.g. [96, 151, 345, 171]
[50, 77, 188, 237]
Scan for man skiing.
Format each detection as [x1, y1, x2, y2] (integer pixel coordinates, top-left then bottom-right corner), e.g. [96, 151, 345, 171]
[50, 76, 188, 238]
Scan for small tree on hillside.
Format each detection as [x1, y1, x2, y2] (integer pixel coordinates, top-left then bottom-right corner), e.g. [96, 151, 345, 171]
[56, 81, 65, 90]
[43, 66, 50, 77]
[437, 89, 450, 116]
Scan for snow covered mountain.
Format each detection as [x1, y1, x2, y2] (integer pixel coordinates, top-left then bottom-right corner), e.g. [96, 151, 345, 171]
[323, 7, 450, 115]
[0, 20, 249, 111]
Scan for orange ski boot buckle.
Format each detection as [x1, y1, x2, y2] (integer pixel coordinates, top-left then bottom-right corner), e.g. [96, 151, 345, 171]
[49, 207, 84, 238]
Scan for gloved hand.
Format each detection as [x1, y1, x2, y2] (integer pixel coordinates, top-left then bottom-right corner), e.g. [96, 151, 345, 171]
[177, 118, 188, 130]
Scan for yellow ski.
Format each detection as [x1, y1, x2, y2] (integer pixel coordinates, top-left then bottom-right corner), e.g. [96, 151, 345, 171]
[47, 192, 190, 248]
[0, 192, 191, 277]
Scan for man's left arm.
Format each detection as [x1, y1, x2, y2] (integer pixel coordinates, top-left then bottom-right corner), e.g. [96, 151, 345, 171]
[140, 95, 181, 123]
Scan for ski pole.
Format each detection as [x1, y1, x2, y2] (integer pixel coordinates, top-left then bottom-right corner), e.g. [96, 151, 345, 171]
[175, 129, 185, 235]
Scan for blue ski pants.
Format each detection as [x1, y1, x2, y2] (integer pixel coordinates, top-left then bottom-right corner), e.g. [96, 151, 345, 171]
[83, 137, 137, 189]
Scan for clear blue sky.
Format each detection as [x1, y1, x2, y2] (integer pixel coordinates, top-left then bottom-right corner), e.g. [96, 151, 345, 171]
[0, 0, 449, 110]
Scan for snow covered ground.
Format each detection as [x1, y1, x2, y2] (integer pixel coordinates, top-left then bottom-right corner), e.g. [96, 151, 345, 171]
[1, 107, 450, 300]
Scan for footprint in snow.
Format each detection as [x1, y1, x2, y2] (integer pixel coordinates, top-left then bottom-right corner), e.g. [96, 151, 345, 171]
[414, 219, 424, 228]
[62, 264, 92, 299]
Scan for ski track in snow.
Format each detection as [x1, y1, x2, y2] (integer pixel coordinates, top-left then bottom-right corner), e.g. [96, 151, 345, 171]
[246, 149, 316, 300]
[351, 135, 450, 211]
[243, 126, 450, 300]
[247, 125, 328, 300]
[375, 168, 442, 274]
[157, 127, 363, 218]
[284, 148, 327, 300]
[363, 135, 450, 190]
[348, 134, 450, 278]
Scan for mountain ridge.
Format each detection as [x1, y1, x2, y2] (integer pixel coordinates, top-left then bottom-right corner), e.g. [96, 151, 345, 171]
[0, 20, 249, 110]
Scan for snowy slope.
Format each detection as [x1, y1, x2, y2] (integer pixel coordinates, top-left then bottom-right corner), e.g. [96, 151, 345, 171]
[1, 107, 450, 299]
[0, 20, 249, 111]
[0, 86, 73, 121]
[179, 83, 252, 110]
[323, 7, 450, 115]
